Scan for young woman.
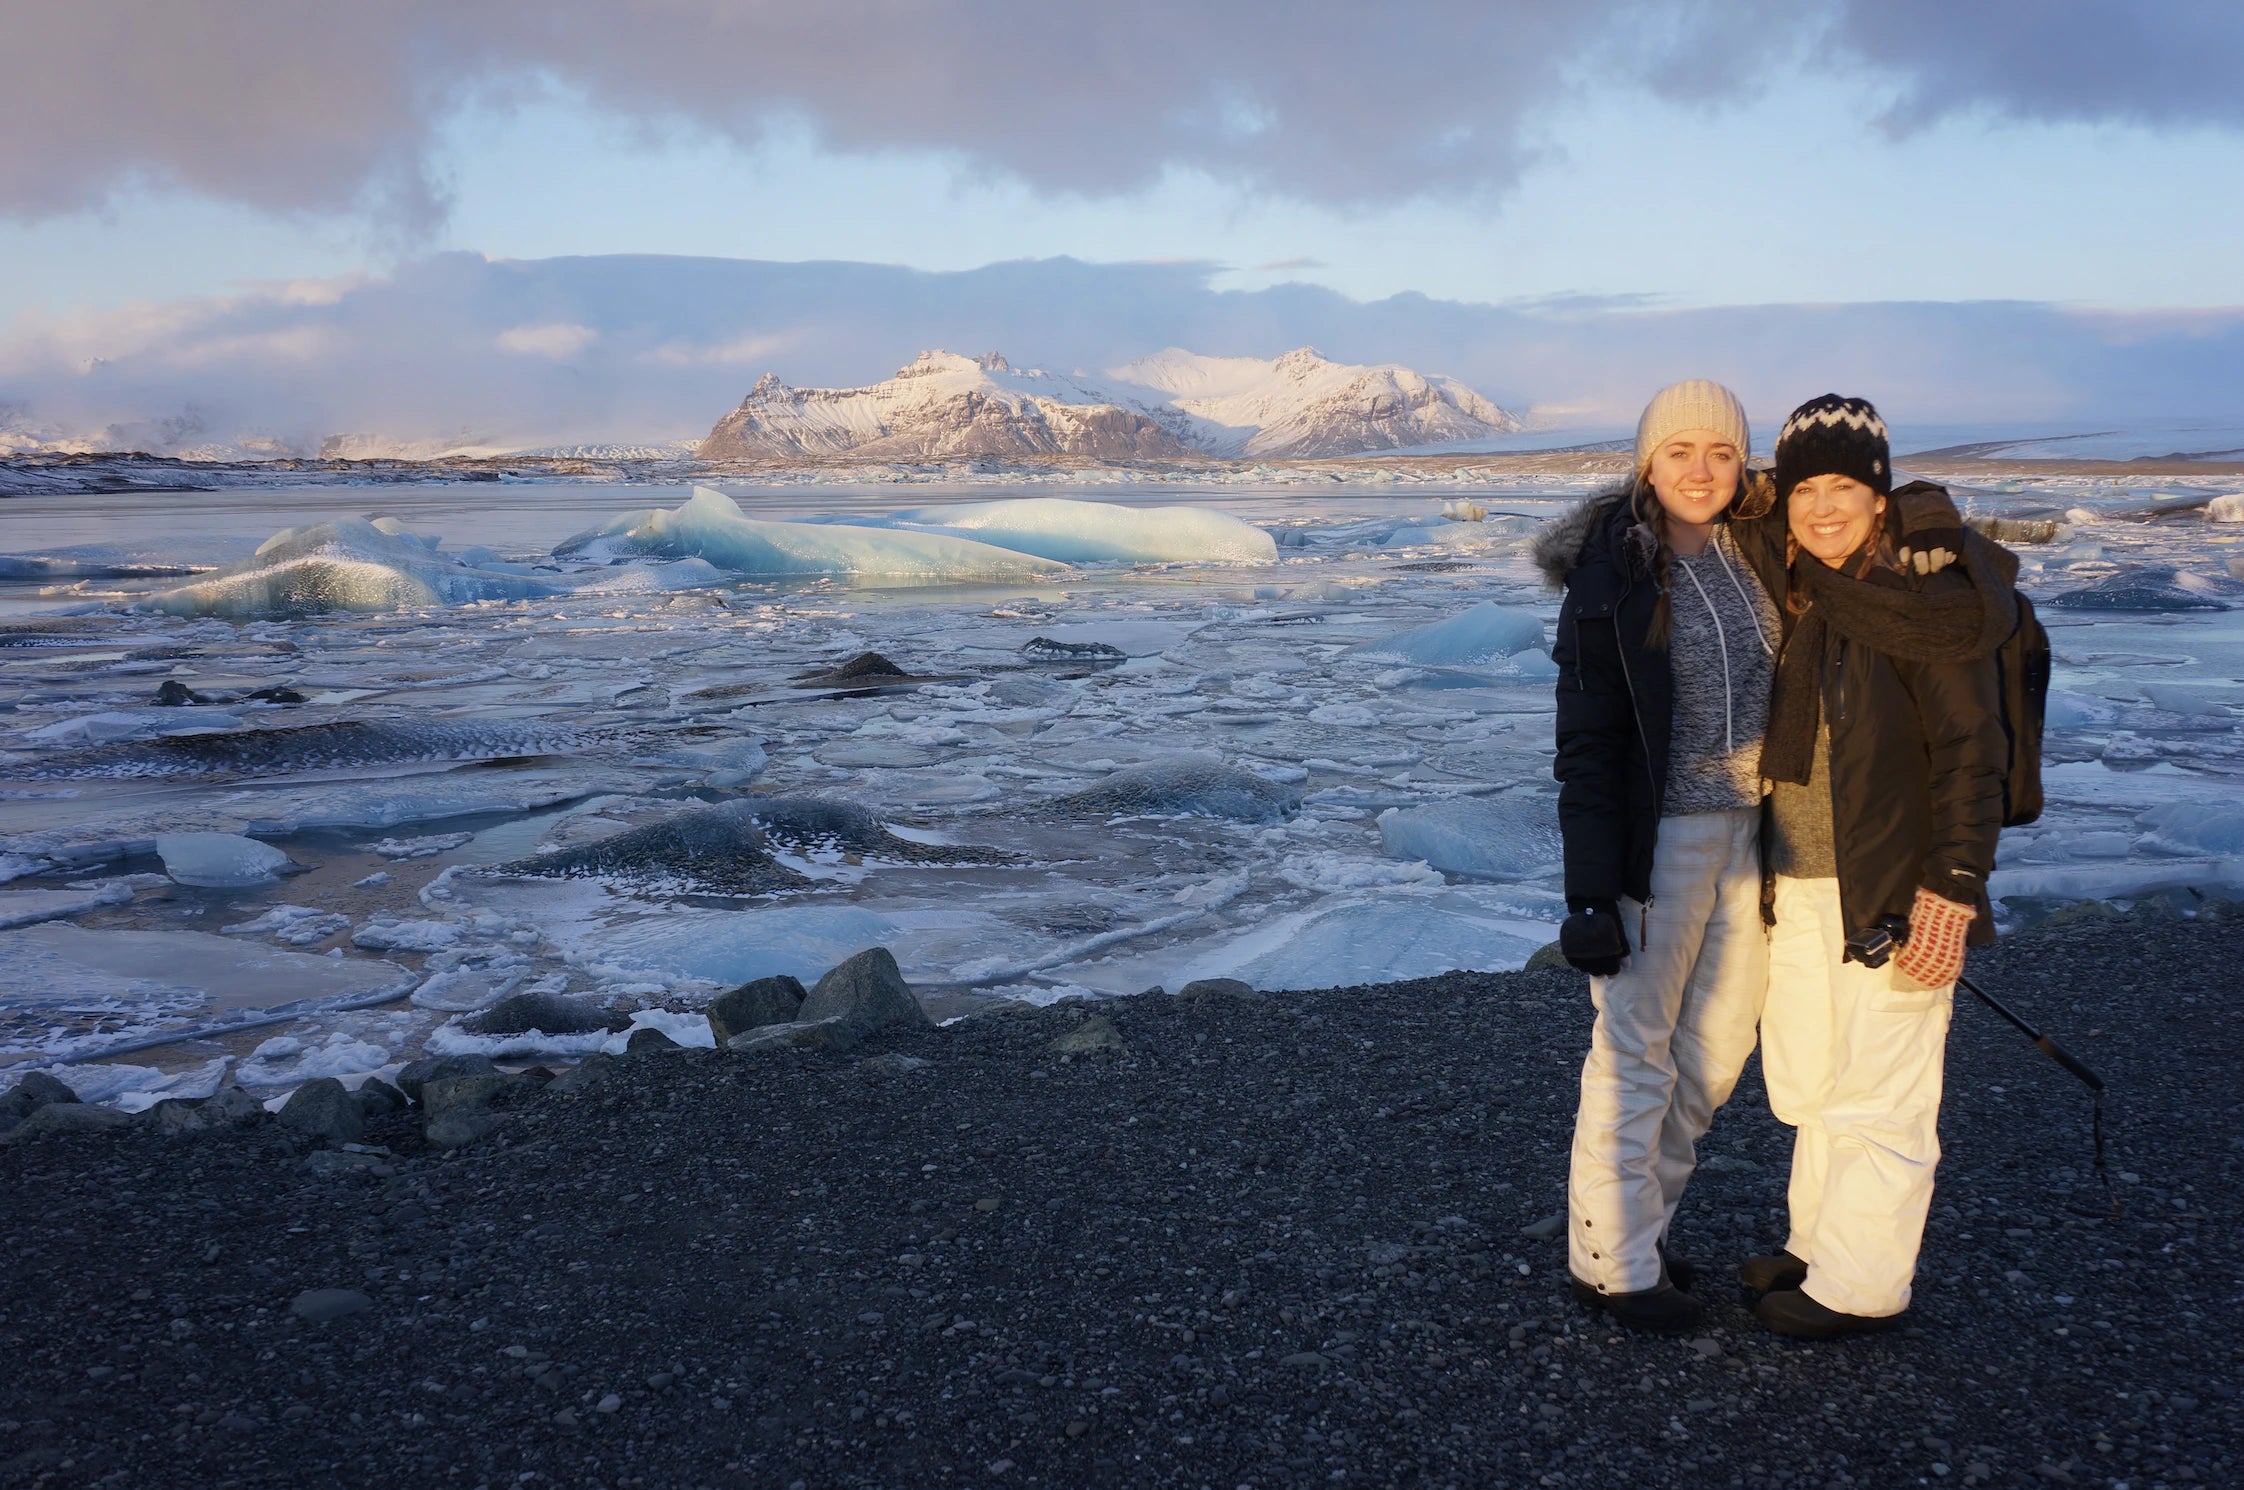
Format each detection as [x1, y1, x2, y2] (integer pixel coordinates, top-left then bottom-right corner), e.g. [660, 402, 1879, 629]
[1537, 380, 1786, 1334]
[1746, 395, 2015, 1338]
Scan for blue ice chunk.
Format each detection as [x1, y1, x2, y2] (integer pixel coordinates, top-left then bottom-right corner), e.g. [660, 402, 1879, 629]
[139, 518, 560, 617]
[2135, 803, 2244, 857]
[554, 487, 1060, 582]
[1360, 602, 1546, 666]
[882, 497, 1277, 565]
[1378, 794, 1561, 881]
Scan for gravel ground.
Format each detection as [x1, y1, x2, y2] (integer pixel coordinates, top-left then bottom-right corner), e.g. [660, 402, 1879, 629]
[3, 909, 2239, 1490]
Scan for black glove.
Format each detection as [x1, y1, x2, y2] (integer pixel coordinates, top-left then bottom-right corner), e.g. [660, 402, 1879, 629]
[1559, 901, 1628, 977]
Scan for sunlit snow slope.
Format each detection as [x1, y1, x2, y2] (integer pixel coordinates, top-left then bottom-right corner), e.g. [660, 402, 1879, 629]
[699, 348, 1522, 461]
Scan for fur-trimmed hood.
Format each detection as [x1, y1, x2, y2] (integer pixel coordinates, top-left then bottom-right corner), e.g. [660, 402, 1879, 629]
[1530, 470, 1777, 588]
[1531, 487, 1630, 588]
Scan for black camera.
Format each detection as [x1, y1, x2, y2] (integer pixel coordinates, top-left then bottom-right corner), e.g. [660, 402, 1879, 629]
[1843, 917, 1910, 968]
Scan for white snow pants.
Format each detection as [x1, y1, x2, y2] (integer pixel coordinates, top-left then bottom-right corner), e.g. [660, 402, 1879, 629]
[1567, 807, 1767, 1294]
[1762, 874, 1954, 1318]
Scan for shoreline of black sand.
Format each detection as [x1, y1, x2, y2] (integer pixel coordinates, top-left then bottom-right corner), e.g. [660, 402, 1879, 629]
[4, 909, 2239, 1490]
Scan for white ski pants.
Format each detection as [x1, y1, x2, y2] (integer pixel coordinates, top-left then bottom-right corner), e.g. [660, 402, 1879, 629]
[1567, 807, 1767, 1294]
[1762, 874, 1954, 1318]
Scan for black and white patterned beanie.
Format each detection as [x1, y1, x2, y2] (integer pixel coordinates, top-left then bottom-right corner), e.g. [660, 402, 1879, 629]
[1773, 394, 1890, 499]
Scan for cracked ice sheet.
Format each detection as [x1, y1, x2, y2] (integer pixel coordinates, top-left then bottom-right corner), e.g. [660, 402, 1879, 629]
[0, 923, 414, 1060]
[0, 765, 649, 865]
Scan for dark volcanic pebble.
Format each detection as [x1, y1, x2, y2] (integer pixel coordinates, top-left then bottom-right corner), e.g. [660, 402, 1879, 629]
[2, 914, 2238, 1488]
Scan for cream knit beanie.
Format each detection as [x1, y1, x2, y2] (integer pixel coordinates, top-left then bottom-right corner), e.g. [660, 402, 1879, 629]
[1634, 379, 1751, 474]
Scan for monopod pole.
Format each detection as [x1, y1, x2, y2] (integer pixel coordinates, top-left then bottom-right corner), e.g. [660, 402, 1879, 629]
[1954, 975, 2104, 1093]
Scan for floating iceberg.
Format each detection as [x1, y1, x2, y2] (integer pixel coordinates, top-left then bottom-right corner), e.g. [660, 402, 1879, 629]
[881, 497, 1277, 565]
[576, 557, 732, 594]
[2135, 803, 2244, 857]
[1170, 889, 1550, 991]
[1360, 602, 1545, 666]
[141, 517, 562, 618]
[155, 832, 292, 887]
[1378, 794, 1563, 881]
[556, 487, 1060, 583]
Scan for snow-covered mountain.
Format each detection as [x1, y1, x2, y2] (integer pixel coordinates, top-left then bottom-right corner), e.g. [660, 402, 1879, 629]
[700, 351, 1195, 460]
[1112, 347, 1525, 456]
[698, 347, 1523, 460]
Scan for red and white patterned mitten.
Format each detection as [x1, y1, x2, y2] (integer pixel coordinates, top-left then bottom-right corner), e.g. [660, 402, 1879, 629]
[1893, 886, 1975, 988]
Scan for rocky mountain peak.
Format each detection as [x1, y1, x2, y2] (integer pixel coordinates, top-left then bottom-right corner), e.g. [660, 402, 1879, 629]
[699, 345, 1521, 461]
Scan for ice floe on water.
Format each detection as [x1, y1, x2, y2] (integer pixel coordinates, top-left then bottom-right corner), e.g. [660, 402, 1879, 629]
[557, 486, 1063, 583]
[155, 832, 294, 887]
[142, 517, 563, 618]
[7, 473, 2244, 1097]
[875, 496, 1277, 565]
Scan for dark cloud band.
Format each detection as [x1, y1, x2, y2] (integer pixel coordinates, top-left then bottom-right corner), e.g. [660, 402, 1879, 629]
[3, 2, 2238, 223]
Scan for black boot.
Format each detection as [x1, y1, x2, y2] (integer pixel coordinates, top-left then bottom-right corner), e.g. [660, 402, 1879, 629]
[1755, 1287, 1906, 1339]
[1739, 1249, 1807, 1293]
[1570, 1275, 1707, 1336]
[1658, 1242, 1698, 1294]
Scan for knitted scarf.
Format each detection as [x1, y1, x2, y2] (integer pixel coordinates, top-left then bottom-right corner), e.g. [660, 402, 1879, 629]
[1760, 531, 2019, 785]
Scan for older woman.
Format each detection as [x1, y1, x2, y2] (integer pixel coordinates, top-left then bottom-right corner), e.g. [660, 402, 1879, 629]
[1747, 395, 2016, 1338]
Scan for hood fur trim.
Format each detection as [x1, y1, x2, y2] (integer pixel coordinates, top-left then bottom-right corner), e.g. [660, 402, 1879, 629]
[1531, 488, 1629, 587]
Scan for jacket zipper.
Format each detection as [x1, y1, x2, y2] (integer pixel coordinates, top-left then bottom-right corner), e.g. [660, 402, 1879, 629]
[1611, 573, 1662, 949]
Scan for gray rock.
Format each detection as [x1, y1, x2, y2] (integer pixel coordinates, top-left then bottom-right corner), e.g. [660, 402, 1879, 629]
[1048, 1014, 1126, 1057]
[726, 1016, 862, 1056]
[860, 1052, 933, 1074]
[1519, 1212, 1566, 1242]
[1, 1069, 80, 1119]
[395, 1053, 498, 1103]
[276, 1078, 363, 1144]
[355, 1077, 407, 1118]
[797, 947, 932, 1038]
[290, 1288, 373, 1322]
[202, 1087, 267, 1126]
[144, 1086, 271, 1135]
[1522, 940, 1570, 973]
[304, 1148, 387, 1177]
[626, 1026, 682, 1054]
[1178, 977, 1258, 1002]
[705, 975, 807, 1045]
[425, 1107, 508, 1150]
[419, 1073, 526, 1117]
[142, 1097, 216, 1135]
[0, 1102, 133, 1143]
[546, 1054, 618, 1096]
[458, 991, 629, 1038]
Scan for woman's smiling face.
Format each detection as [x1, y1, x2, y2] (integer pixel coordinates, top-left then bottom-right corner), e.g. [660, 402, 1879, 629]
[1788, 473, 1886, 567]
[1644, 429, 1742, 531]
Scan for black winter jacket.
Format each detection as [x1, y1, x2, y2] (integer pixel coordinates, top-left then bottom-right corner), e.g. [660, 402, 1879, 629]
[1779, 564, 2008, 948]
[1538, 479, 1972, 918]
[1539, 489, 1787, 911]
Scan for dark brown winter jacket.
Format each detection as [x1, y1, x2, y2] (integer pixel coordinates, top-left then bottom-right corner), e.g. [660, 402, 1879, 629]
[1769, 546, 2010, 949]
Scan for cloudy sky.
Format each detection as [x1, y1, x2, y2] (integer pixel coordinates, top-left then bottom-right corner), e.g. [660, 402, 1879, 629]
[5, 1, 2242, 449]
